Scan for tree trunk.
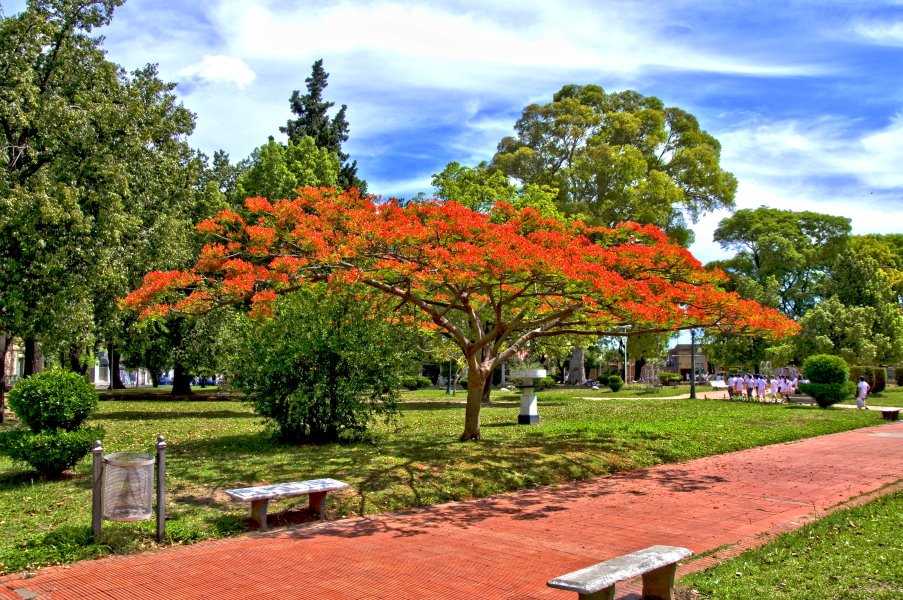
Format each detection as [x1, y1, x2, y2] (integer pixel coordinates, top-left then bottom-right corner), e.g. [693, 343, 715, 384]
[461, 367, 489, 441]
[480, 374, 493, 405]
[23, 337, 44, 376]
[149, 369, 160, 388]
[68, 345, 87, 375]
[108, 343, 126, 389]
[0, 333, 7, 424]
[634, 356, 647, 382]
[171, 363, 194, 395]
[566, 347, 586, 385]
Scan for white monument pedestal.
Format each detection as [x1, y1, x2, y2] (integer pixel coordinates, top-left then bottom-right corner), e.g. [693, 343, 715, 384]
[510, 369, 546, 425]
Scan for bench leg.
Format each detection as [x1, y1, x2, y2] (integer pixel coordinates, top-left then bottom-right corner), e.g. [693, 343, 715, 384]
[577, 586, 615, 600]
[250, 499, 269, 531]
[309, 491, 327, 518]
[641, 562, 678, 600]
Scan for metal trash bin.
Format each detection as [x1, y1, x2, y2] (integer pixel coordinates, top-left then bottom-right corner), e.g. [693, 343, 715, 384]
[92, 436, 167, 542]
[102, 452, 155, 521]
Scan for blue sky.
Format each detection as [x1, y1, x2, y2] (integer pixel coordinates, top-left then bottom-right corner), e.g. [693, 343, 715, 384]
[5, 0, 903, 264]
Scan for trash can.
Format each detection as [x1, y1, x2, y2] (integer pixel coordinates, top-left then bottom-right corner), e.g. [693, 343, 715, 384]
[102, 452, 155, 521]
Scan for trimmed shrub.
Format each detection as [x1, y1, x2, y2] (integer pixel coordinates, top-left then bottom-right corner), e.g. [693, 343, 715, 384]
[659, 372, 681, 386]
[895, 367, 903, 387]
[849, 366, 875, 389]
[400, 375, 433, 390]
[802, 354, 849, 385]
[872, 367, 887, 393]
[801, 354, 852, 408]
[7, 369, 98, 432]
[798, 382, 856, 408]
[534, 376, 556, 391]
[607, 375, 624, 392]
[0, 427, 103, 477]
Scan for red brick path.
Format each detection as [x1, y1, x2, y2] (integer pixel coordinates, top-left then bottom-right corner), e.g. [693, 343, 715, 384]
[2, 421, 902, 599]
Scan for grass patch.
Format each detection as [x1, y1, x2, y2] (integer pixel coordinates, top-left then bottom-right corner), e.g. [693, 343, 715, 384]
[679, 490, 903, 599]
[0, 389, 885, 574]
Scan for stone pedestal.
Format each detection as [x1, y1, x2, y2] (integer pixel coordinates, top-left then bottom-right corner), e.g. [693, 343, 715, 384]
[511, 369, 546, 425]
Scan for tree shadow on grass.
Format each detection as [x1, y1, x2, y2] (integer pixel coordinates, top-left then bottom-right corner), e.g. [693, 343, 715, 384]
[97, 410, 256, 421]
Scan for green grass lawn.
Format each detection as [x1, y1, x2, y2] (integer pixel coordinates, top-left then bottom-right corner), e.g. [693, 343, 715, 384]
[0, 388, 887, 574]
[679, 489, 903, 599]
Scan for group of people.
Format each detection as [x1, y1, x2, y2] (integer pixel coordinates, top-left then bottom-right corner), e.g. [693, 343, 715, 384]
[726, 373, 799, 403]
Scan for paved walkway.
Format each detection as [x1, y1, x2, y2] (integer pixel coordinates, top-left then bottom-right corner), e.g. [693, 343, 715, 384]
[2, 421, 902, 600]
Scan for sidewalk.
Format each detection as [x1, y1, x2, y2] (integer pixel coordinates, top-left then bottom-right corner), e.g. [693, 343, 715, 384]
[2, 421, 902, 600]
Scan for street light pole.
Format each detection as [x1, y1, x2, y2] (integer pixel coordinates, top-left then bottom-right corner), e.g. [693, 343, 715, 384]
[621, 325, 630, 384]
[690, 329, 697, 399]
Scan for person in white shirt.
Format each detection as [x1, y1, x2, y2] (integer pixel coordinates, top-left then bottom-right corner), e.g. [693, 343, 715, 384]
[856, 376, 870, 409]
[756, 375, 766, 401]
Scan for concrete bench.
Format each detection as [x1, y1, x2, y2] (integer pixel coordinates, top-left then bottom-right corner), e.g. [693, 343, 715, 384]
[787, 394, 816, 405]
[880, 408, 900, 421]
[226, 478, 348, 530]
[710, 380, 727, 389]
[547, 545, 692, 600]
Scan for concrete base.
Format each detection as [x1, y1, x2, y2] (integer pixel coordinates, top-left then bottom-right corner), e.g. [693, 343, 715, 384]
[518, 414, 540, 424]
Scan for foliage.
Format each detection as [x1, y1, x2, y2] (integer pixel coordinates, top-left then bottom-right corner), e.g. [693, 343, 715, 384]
[607, 375, 624, 392]
[7, 369, 98, 432]
[896, 367, 903, 387]
[431, 161, 564, 219]
[798, 382, 855, 408]
[534, 376, 556, 391]
[872, 367, 887, 394]
[681, 490, 903, 600]
[491, 84, 737, 244]
[849, 366, 875, 389]
[400, 375, 433, 391]
[710, 208, 850, 318]
[659, 372, 682, 385]
[0, 427, 102, 477]
[227, 285, 417, 443]
[0, 393, 882, 573]
[124, 188, 798, 440]
[802, 354, 849, 385]
[231, 137, 340, 203]
[280, 59, 365, 192]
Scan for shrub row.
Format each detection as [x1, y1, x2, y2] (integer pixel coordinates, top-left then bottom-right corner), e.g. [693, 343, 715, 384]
[849, 366, 887, 393]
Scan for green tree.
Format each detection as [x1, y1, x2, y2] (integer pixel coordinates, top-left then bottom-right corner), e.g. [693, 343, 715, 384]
[491, 84, 737, 245]
[280, 59, 365, 192]
[711, 208, 851, 318]
[797, 248, 903, 365]
[228, 285, 417, 443]
[231, 136, 340, 204]
[431, 161, 564, 219]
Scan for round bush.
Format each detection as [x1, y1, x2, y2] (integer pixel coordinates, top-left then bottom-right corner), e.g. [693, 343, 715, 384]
[7, 369, 98, 432]
[607, 375, 624, 392]
[802, 354, 849, 385]
[872, 367, 887, 393]
[0, 426, 103, 477]
[798, 382, 855, 408]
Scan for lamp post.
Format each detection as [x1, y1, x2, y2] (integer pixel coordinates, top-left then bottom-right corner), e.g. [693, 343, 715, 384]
[620, 325, 630, 383]
[445, 359, 452, 395]
[690, 329, 697, 399]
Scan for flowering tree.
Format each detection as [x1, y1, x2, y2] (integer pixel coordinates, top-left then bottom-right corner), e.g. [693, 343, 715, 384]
[123, 187, 799, 440]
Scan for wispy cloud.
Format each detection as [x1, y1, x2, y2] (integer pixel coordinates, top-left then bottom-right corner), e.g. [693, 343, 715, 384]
[178, 55, 256, 89]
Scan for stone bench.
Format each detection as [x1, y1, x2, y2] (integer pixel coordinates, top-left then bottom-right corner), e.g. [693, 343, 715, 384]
[787, 394, 816, 405]
[880, 408, 900, 421]
[710, 380, 727, 389]
[226, 478, 349, 531]
[547, 545, 692, 600]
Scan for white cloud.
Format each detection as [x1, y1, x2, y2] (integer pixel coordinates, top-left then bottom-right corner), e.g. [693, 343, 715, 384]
[716, 112, 903, 190]
[852, 19, 903, 46]
[178, 55, 257, 89]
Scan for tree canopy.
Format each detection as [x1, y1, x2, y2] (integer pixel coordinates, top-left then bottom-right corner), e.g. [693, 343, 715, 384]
[124, 188, 797, 440]
[490, 84, 738, 245]
[280, 59, 365, 192]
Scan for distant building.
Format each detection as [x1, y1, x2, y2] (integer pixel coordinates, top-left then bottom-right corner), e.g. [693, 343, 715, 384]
[665, 344, 711, 378]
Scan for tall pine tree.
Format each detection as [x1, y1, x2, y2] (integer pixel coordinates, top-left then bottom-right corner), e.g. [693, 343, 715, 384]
[280, 59, 366, 192]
